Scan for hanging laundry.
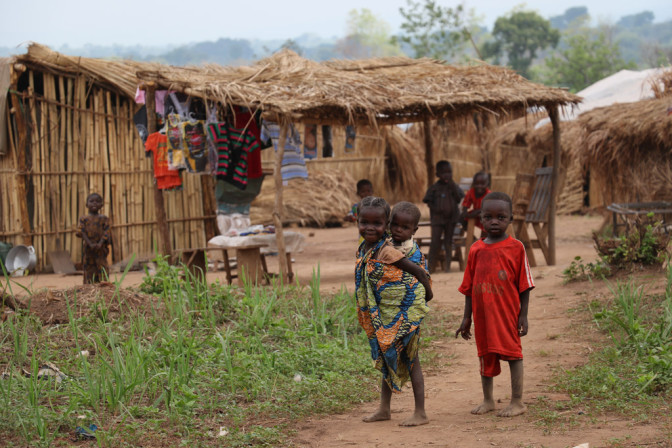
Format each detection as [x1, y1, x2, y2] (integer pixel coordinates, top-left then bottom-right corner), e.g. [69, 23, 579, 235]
[166, 113, 187, 170]
[321, 125, 333, 158]
[232, 107, 266, 179]
[344, 125, 356, 153]
[181, 120, 209, 173]
[145, 132, 182, 190]
[208, 122, 260, 190]
[260, 121, 309, 181]
[303, 124, 317, 159]
[134, 88, 169, 116]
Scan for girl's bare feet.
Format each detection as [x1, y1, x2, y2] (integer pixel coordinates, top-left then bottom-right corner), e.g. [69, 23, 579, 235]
[399, 411, 429, 426]
[362, 410, 391, 423]
[471, 399, 496, 414]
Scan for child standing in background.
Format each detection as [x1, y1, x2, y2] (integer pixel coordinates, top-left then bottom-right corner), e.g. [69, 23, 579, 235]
[461, 171, 491, 237]
[423, 161, 464, 273]
[76, 193, 111, 284]
[344, 179, 374, 222]
[455, 192, 533, 417]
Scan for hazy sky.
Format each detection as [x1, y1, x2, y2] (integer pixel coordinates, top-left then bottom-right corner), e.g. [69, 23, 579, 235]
[3, 0, 670, 48]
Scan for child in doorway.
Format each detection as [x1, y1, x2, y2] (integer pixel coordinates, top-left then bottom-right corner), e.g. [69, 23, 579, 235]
[356, 196, 433, 426]
[76, 193, 111, 284]
[345, 179, 374, 222]
[461, 171, 491, 237]
[423, 160, 464, 272]
[455, 192, 534, 417]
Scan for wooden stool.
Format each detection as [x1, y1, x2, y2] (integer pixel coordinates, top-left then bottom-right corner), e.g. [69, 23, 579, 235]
[235, 244, 267, 286]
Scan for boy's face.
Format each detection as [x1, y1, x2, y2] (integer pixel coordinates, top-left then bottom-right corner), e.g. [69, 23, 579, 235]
[473, 174, 488, 197]
[358, 207, 387, 244]
[436, 166, 452, 184]
[480, 199, 512, 238]
[357, 184, 374, 199]
[87, 195, 103, 213]
[390, 212, 418, 244]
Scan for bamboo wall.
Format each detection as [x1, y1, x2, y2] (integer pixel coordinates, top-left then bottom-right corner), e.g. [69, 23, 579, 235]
[0, 68, 209, 272]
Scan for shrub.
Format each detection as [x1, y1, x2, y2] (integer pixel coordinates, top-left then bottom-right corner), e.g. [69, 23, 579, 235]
[593, 214, 670, 269]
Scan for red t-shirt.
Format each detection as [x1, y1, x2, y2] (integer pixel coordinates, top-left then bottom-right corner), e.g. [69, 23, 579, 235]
[145, 132, 182, 190]
[458, 236, 534, 358]
[461, 187, 491, 230]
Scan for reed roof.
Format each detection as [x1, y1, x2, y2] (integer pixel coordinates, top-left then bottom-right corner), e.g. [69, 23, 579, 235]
[15, 43, 580, 127]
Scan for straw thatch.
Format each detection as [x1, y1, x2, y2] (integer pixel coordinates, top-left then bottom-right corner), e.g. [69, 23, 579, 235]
[572, 96, 672, 204]
[18, 44, 579, 127]
[133, 49, 580, 126]
[649, 67, 672, 99]
[381, 126, 427, 203]
[250, 170, 356, 227]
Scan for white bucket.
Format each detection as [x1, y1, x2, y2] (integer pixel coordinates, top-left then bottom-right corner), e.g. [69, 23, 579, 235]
[5, 245, 37, 276]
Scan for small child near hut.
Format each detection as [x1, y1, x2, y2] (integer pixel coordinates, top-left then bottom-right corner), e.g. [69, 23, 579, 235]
[76, 193, 111, 284]
[344, 179, 374, 222]
[422, 160, 464, 273]
[355, 197, 433, 426]
[455, 192, 534, 417]
[461, 171, 491, 237]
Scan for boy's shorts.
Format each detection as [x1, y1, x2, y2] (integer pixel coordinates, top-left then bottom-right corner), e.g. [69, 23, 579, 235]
[479, 353, 522, 377]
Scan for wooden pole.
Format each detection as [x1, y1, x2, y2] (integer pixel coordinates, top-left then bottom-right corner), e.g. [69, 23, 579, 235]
[145, 85, 172, 257]
[200, 176, 217, 240]
[9, 64, 32, 246]
[423, 119, 434, 190]
[548, 106, 561, 266]
[273, 119, 289, 281]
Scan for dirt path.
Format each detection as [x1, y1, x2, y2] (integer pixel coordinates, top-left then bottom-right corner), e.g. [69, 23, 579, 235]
[292, 215, 670, 448]
[7, 215, 670, 447]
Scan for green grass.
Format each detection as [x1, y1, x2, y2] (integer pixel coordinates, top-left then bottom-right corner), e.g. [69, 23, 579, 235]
[0, 257, 452, 447]
[530, 265, 672, 432]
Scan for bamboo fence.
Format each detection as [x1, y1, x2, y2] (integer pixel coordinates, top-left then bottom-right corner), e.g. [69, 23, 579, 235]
[0, 69, 210, 271]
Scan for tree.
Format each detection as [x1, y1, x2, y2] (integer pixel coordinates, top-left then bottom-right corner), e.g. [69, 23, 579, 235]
[395, 0, 481, 60]
[538, 26, 636, 92]
[481, 9, 560, 78]
[336, 9, 402, 58]
[549, 7, 589, 31]
[617, 11, 655, 29]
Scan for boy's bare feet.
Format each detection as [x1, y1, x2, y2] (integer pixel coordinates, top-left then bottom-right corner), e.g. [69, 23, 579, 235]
[471, 399, 496, 414]
[363, 410, 391, 423]
[399, 411, 429, 426]
[497, 400, 526, 417]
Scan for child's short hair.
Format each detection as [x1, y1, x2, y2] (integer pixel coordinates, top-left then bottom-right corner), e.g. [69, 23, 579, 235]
[482, 192, 513, 214]
[436, 160, 451, 171]
[359, 196, 391, 221]
[86, 192, 102, 202]
[356, 179, 373, 192]
[391, 201, 421, 226]
[472, 170, 489, 185]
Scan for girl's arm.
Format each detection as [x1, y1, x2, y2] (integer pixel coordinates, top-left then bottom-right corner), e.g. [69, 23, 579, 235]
[455, 296, 472, 339]
[392, 257, 433, 302]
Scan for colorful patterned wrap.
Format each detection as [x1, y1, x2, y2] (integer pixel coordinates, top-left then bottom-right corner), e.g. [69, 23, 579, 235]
[355, 237, 430, 392]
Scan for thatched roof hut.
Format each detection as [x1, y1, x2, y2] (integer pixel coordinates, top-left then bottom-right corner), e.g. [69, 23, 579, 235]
[487, 70, 672, 214]
[1, 43, 579, 273]
[571, 96, 672, 205]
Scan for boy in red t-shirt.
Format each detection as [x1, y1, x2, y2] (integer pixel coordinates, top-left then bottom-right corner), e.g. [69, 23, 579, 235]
[461, 171, 491, 236]
[456, 192, 534, 417]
